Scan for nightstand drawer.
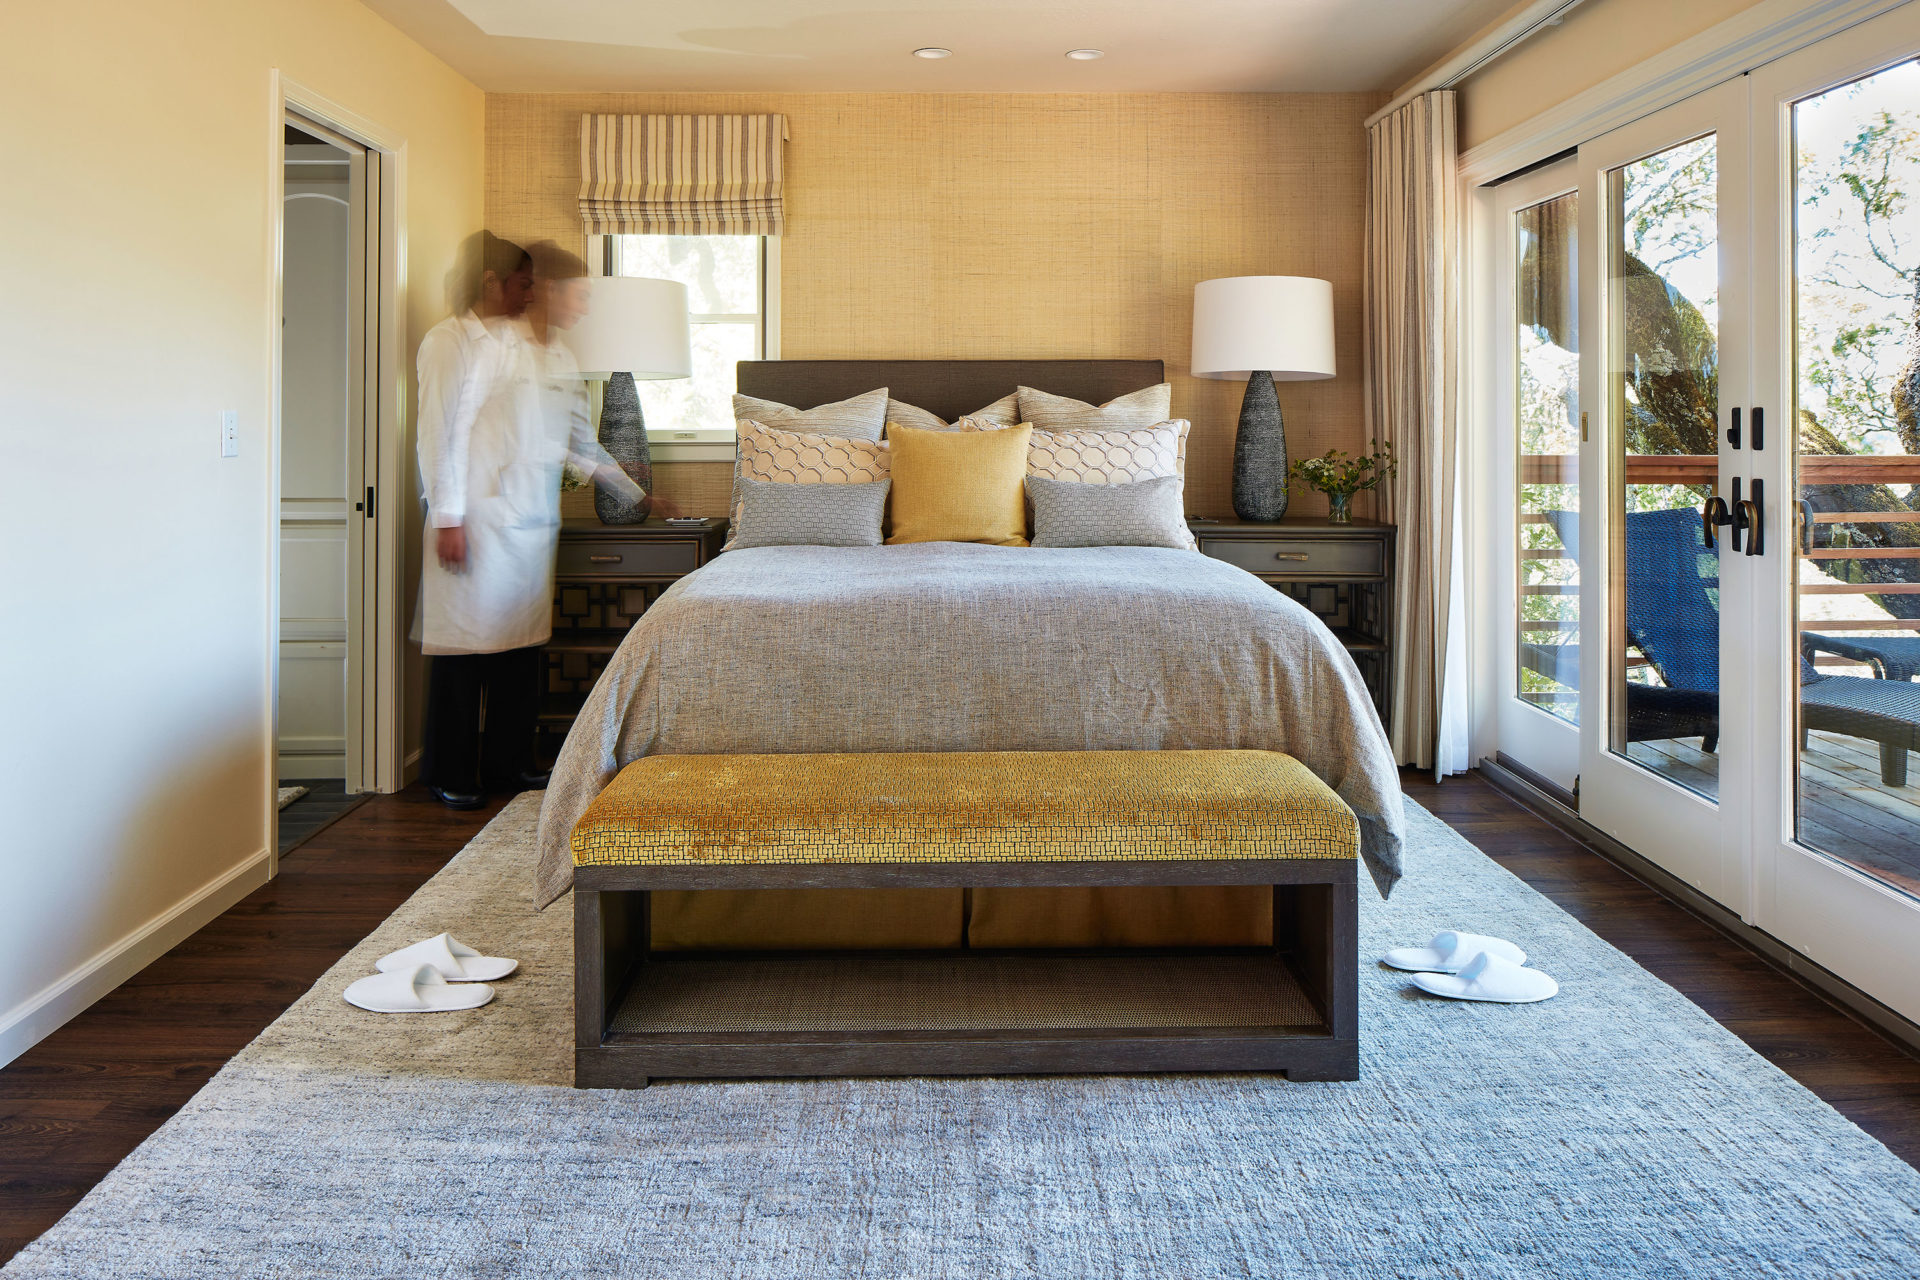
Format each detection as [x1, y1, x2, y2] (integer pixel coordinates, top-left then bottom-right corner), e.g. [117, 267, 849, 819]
[556, 539, 702, 579]
[1198, 537, 1384, 579]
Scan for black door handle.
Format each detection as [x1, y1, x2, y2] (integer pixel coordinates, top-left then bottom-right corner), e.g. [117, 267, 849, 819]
[1703, 496, 1733, 550]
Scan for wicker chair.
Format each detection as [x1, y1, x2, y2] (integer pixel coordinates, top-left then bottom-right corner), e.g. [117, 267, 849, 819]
[1547, 508, 1920, 786]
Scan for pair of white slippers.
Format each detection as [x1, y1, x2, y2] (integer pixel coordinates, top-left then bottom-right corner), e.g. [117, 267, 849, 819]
[342, 933, 519, 1013]
[1383, 931, 1559, 1004]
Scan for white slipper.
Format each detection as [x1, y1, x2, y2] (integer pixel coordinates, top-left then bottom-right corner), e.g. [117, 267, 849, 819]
[344, 964, 495, 1013]
[1382, 931, 1526, 974]
[1411, 952, 1559, 1004]
[376, 932, 517, 982]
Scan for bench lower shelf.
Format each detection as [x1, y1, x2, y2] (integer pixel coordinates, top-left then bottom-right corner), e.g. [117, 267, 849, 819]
[580, 947, 1355, 1087]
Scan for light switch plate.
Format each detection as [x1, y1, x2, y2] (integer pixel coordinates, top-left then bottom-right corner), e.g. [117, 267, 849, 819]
[220, 411, 238, 458]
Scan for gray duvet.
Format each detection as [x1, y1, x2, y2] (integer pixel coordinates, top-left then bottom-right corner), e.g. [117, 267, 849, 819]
[534, 543, 1405, 906]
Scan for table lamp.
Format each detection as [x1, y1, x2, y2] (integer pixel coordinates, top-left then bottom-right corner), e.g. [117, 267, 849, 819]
[1190, 276, 1337, 521]
[565, 277, 692, 524]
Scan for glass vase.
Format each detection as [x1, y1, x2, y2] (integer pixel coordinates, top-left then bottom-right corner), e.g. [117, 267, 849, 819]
[1326, 491, 1353, 525]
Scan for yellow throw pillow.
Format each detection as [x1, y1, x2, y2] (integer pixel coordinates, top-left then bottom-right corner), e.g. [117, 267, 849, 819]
[886, 422, 1033, 547]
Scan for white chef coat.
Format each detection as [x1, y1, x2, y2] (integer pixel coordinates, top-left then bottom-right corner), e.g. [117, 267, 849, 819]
[415, 313, 589, 656]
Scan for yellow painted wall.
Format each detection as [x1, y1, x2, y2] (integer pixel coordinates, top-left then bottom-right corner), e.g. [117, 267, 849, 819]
[1453, 0, 1770, 151]
[488, 92, 1383, 518]
[0, 0, 482, 1060]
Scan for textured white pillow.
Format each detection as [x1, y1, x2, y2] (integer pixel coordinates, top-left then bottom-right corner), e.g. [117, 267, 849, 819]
[727, 420, 892, 550]
[1025, 420, 1195, 549]
[885, 392, 1020, 433]
[732, 388, 888, 442]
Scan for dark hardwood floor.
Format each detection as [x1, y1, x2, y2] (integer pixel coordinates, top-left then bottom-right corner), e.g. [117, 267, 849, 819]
[2, 769, 1916, 1265]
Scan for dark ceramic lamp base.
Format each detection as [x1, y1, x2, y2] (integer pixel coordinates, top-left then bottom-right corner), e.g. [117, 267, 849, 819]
[1230, 368, 1288, 522]
[594, 371, 653, 525]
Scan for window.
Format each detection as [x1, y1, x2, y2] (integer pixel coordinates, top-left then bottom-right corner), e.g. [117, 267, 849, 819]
[605, 234, 776, 435]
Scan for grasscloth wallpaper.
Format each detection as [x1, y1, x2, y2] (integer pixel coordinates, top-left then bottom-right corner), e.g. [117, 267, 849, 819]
[487, 92, 1381, 517]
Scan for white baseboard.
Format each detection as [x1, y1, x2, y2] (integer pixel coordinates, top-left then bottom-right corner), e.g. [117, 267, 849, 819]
[0, 847, 273, 1069]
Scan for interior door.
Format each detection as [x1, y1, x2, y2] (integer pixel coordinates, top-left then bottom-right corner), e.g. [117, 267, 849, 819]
[1488, 160, 1582, 791]
[1748, 4, 1920, 1022]
[1572, 79, 1755, 907]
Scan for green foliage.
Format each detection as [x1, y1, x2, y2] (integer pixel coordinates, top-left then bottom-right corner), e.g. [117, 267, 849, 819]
[1288, 440, 1398, 497]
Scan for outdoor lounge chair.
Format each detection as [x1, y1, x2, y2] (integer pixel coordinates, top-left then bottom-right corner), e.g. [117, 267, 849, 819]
[1547, 508, 1920, 786]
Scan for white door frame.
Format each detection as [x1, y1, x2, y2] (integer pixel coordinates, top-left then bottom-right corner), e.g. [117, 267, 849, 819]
[1571, 78, 1755, 910]
[267, 74, 409, 870]
[1746, 3, 1920, 1022]
[1470, 159, 1583, 791]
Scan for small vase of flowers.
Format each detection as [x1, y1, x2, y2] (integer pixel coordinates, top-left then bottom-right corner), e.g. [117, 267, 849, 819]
[1288, 441, 1397, 525]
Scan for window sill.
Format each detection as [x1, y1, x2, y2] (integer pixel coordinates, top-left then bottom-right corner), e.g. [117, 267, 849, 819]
[646, 430, 735, 463]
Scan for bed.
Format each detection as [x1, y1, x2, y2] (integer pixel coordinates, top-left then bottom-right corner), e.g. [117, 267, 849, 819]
[533, 359, 1405, 954]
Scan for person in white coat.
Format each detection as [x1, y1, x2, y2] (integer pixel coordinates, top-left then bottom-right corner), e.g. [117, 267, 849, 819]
[416, 235, 653, 809]
[415, 233, 546, 809]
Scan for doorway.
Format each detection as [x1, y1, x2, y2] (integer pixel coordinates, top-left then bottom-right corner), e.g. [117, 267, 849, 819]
[1476, 4, 1920, 1024]
[276, 111, 383, 826]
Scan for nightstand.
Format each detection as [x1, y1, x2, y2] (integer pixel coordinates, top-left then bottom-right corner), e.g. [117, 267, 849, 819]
[1189, 517, 1397, 730]
[541, 519, 728, 756]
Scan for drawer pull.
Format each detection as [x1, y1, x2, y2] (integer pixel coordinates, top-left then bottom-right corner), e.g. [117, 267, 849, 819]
[587, 554, 622, 564]
[1274, 552, 1311, 561]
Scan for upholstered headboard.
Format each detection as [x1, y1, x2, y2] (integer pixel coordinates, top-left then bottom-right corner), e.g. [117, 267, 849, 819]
[735, 359, 1165, 424]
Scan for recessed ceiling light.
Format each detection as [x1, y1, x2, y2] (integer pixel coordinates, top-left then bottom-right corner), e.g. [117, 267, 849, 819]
[912, 47, 953, 59]
[1065, 48, 1105, 61]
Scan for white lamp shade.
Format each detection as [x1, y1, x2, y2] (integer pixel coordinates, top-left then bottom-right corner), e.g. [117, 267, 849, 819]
[563, 276, 692, 379]
[1190, 276, 1336, 382]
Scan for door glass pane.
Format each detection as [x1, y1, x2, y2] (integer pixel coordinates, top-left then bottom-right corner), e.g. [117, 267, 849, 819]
[1791, 60, 1920, 899]
[1607, 134, 1722, 799]
[1517, 193, 1581, 722]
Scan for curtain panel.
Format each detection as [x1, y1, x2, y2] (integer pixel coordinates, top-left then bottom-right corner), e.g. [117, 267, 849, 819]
[1365, 91, 1467, 774]
[579, 114, 789, 237]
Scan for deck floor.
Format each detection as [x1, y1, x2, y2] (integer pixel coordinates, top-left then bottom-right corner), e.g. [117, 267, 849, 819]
[1626, 730, 1920, 899]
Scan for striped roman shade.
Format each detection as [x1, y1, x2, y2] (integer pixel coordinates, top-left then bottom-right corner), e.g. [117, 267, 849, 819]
[579, 114, 789, 236]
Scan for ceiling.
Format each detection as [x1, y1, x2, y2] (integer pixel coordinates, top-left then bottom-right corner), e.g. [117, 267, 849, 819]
[358, 0, 1518, 94]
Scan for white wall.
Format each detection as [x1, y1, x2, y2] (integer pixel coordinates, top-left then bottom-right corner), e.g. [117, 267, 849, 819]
[0, 0, 484, 1064]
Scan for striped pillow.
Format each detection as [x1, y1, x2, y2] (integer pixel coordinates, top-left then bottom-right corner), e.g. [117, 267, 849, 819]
[731, 388, 887, 442]
[885, 393, 1020, 433]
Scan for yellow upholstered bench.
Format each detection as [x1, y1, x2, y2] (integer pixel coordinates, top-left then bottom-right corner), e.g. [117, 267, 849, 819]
[570, 749, 1360, 1088]
[572, 749, 1359, 869]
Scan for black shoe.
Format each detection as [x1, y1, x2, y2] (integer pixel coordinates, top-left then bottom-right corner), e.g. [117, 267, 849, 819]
[428, 784, 486, 810]
[485, 769, 551, 794]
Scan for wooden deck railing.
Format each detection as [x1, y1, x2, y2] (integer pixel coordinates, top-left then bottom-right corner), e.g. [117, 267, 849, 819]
[1517, 453, 1920, 633]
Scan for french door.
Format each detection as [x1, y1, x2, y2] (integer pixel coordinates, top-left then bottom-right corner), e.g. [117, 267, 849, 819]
[1489, 4, 1920, 1020]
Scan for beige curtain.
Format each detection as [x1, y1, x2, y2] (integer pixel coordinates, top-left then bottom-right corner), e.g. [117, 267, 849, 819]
[1365, 91, 1466, 773]
[579, 114, 788, 236]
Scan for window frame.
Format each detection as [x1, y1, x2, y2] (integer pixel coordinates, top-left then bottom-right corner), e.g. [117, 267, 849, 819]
[589, 232, 780, 461]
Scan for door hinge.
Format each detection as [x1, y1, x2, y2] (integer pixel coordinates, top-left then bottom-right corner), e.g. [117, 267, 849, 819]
[1580, 411, 1588, 443]
[365, 485, 376, 519]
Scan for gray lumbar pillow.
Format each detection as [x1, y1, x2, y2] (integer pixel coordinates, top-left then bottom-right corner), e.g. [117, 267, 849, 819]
[1028, 474, 1190, 549]
[730, 475, 891, 549]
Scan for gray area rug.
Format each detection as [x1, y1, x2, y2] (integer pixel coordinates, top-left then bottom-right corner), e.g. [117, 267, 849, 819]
[8, 797, 1920, 1278]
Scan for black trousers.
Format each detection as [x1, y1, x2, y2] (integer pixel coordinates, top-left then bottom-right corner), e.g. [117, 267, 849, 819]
[421, 645, 542, 791]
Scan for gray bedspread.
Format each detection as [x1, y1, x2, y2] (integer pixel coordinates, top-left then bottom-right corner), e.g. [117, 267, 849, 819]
[534, 543, 1405, 905]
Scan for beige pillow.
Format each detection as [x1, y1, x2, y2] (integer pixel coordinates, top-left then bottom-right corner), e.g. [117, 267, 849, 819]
[1016, 383, 1173, 431]
[886, 422, 1033, 547]
[732, 388, 888, 442]
[728, 420, 891, 549]
[885, 392, 1020, 433]
[1026, 420, 1195, 550]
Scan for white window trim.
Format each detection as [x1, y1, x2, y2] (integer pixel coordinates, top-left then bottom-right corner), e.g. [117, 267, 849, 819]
[587, 233, 780, 462]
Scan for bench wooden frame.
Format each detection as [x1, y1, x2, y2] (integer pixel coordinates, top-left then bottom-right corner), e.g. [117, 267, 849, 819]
[574, 856, 1358, 1088]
